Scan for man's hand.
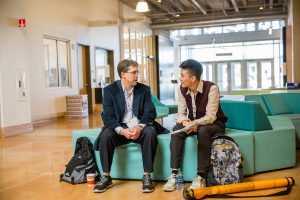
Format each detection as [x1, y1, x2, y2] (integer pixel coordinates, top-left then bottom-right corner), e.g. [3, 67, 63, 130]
[120, 128, 135, 139]
[120, 126, 142, 140]
[183, 121, 198, 135]
[129, 125, 143, 140]
[182, 120, 191, 127]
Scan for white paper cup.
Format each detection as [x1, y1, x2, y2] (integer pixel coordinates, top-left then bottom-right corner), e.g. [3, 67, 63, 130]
[86, 173, 95, 186]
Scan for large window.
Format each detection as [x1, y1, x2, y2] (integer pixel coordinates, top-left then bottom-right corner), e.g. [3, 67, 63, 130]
[171, 20, 285, 36]
[43, 37, 70, 87]
[181, 40, 283, 92]
[123, 27, 153, 85]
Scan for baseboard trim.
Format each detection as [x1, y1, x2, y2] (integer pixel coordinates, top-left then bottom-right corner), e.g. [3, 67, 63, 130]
[1, 123, 34, 138]
[32, 112, 66, 128]
[0, 113, 67, 138]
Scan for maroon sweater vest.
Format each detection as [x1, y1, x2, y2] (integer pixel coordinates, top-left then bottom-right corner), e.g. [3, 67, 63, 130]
[180, 81, 227, 123]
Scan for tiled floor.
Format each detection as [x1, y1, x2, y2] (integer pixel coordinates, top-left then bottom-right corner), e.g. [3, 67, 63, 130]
[1, 113, 299, 200]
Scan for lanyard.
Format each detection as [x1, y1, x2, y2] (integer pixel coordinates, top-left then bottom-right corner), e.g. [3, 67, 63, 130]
[124, 89, 134, 118]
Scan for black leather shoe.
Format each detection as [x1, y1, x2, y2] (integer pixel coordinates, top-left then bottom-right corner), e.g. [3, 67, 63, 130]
[94, 175, 113, 193]
[142, 174, 154, 193]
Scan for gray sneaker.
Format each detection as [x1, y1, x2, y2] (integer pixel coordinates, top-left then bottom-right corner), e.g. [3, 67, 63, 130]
[188, 175, 206, 189]
[163, 174, 176, 192]
[142, 174, 154, 193]
[94, 175, 113, 193]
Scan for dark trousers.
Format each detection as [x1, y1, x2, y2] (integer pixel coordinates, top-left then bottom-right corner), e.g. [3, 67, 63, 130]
[170, 121, 225, 172]
[98, 125, 158, 173]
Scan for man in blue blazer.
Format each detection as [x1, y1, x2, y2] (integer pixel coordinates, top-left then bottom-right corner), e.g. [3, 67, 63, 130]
[94, 59, 158, 193]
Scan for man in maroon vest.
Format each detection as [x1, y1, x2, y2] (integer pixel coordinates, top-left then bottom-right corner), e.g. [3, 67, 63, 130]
[163, 59, 227, 192]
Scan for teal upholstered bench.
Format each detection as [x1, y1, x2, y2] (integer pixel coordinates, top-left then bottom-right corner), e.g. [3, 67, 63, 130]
[151, 95, 178, 117]
[166, 105, 178, 114]
[255, 115, 296, 172]
[72, 128, 254, 181]
[225, 129, 254, 175]
[244, 95, 270, 115]
[221, 100, 272, 131]
[220, 100, 271, 175]
[283, 93, 300, 113]
[246, 93, 300, 148]
[72, 129, 200, 181]
[151, 95, 169, 118]
[262, 93, 300, 148]
[72, 101, 296, 181]
[221, 100, 296, 174]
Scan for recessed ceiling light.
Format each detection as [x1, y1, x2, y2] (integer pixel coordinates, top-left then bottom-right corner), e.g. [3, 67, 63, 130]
[259, 6, 264, 10]
[157, 0, 162, 2]
[175, 14, 180, 17]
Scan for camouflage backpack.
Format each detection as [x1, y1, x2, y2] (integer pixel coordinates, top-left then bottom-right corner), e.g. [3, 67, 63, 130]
[206, 134, 243, 186]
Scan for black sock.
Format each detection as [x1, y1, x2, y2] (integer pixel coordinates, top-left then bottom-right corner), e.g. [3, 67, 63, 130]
[197, 171, 206, 179]
[172, 169, 178, 175]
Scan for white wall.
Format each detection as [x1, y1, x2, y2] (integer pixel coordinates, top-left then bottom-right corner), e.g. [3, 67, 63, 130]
[0, 0, 122, 127]
[0, 0, 32, 127]
[89, 26, 120, 84]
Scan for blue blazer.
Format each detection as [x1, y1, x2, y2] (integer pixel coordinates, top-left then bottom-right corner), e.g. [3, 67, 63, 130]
[94, 80, 157, 150]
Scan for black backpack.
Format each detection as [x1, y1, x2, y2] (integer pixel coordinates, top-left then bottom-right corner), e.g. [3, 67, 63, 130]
[206, 134, 243, 187]
[60, 137, 100, 184]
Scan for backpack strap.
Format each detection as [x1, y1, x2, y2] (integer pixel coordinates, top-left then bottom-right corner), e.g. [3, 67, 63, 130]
[75, 137, 90, 154]
[75, 137, 85, 153]
[212, 134, 238, 145]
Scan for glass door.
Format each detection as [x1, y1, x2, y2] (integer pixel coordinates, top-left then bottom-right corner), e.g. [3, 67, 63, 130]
[230, 62, 242, 90]
[216, 63, 228, 92]
[246, 61, 257, 89]
[261, 60, 272, 89]
[201, 63, 213, 81]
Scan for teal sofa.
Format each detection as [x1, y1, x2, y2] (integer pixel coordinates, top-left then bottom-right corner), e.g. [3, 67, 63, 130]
[72, 100, 296, 181]
[151, 95, 178, 116]
[245, 93, 300, 148]
[221, 100, 295, 173]
[151, 95, 169, 118]
[72, 130, 200, 181]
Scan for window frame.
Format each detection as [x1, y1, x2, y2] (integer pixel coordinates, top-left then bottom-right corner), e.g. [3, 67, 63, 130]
[43, 36, 71, 88]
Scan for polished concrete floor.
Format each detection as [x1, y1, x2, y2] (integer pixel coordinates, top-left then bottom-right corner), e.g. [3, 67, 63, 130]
[1, 113, 299, 200]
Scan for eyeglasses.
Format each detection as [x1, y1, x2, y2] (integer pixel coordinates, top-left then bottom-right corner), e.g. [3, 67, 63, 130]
[126, 70, 140, 75]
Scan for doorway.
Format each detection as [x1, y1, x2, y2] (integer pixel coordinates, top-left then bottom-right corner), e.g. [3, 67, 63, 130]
[246, 59, 273, 89]
[78, 44, 93, 114]
[201, 59, 274, 94]
[94, 47, 114, 107]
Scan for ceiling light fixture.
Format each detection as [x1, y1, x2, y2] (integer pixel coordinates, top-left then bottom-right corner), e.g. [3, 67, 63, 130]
[136, 0, 150, 13]
[175, 14, 180, 17]
[259, 6, 264, 10]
